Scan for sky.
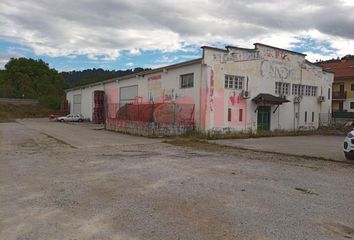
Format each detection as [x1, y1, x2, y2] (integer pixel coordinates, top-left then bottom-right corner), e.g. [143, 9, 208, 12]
[0, 0, 353, 72]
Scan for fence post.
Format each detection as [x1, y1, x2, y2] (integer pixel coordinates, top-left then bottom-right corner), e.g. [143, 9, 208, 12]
[173, 102, 176, 126]
[151, 103, 154, 123]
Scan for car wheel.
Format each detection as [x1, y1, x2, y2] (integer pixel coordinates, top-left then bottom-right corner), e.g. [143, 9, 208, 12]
[344, 151, 354, 160]
[60, 119, 64, 122]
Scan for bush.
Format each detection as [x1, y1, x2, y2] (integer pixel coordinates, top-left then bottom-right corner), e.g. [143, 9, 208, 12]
[38, 95, 63, 110]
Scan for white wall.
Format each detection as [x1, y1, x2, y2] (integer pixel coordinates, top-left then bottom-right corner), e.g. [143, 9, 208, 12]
[202, 45, 333, 131]
[66, 44, 333, 130]
[66, 84, 104, 120]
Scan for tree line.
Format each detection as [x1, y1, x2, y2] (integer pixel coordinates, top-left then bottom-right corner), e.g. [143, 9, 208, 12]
[0, 58, 150, 109]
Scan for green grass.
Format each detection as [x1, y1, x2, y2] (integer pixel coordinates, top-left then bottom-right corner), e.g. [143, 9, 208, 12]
[0, 103, 55, 122]
[180, 127, 345, 140]
[165, 138, 353, 164]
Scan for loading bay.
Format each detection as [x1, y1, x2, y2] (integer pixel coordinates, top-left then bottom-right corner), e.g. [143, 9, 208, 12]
[0, 119, 353, 240]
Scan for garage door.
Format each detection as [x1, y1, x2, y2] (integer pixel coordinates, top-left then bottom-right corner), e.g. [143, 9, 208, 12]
[73, 94, 82, 114]
[119, 85, 138, 107]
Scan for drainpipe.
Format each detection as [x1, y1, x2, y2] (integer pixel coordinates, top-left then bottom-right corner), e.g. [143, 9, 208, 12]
[297, 67, 303, 129]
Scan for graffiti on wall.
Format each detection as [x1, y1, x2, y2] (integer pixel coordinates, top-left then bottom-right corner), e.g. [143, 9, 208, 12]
[261, 49, 290, 61]
[227, 91, 248, 128]
[148, 74, 162, 102]
[108, 102, 194, 127]
[260, 60, 292, 81]
[209, 69, 215, 112]
[213, 51, 260, 63]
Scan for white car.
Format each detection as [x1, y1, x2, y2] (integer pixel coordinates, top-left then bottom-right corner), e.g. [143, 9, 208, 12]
[343, 130, 354, 160]
[57, 114, 84, 122]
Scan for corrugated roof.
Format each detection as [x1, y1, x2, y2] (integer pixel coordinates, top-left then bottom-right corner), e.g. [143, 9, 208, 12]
[318, 59, 354, 79]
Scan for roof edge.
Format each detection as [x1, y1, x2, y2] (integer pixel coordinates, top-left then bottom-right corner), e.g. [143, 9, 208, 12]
[65, 58, 203, 92]
[225, 45, 255, 51]
[254, 43, 307, 56]
[201, 46, 227, 52]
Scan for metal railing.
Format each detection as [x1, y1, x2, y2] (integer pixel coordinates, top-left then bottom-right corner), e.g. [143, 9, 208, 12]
[332, 111, 354, 119]
[332, 91, 347, 100]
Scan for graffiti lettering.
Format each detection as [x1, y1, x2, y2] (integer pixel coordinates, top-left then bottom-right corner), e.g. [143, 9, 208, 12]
[213, 51, 260, 63]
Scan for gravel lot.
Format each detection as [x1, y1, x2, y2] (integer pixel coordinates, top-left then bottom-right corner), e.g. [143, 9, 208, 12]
[0, 120, 353, 240]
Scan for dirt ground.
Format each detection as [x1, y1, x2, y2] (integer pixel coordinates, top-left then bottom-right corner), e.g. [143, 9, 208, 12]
[0, 120, 353, 240]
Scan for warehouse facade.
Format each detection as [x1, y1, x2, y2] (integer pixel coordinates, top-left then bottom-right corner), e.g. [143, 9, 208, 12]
[66, 43, 333, 135]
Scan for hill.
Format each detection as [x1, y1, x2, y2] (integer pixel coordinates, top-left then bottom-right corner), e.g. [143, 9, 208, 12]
[61, 67, 151, 88]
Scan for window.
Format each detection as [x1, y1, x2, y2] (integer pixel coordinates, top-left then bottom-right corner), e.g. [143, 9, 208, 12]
[351, 102, 354, 109]
[305, 86, 311, 96]
[312, 112, 315, 122]
[328, 88, 331, 100]
[275, 82, 290, 95]
[351, 84, 354, 91]
[180, 73, 194, 88]
[292, 84, 317, 96]
[73, 94, 82, 114]
[73, 94, 81, 104]
[225, 75, 244, 89]
[228, 108, 232, 121]
[311, 86, 317, 96]
[292, 84, 299, 95]
[239, 109, 243, 122]
[304, 111, 307, 123]
[292, 84, 304, 95]
[299, 85, 304, 96]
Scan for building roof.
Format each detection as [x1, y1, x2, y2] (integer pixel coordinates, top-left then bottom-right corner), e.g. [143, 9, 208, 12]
[202, 43, 307, 57]
[318, 59, 354, 79]
[65, 58, 203, 92]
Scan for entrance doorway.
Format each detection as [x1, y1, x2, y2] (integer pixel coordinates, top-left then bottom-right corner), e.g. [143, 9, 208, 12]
[257, 106, 271, 131]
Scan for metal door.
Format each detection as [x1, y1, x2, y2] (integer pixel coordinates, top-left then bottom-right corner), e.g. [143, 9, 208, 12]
[257, 106, 270, 131]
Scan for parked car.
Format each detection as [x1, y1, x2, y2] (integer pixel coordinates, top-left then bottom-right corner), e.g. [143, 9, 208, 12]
[343, 129, 354, 160]
[57, 114, 84, 122]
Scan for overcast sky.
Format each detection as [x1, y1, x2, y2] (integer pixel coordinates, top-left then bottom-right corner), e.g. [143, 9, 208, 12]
[0, 0, 353, 71]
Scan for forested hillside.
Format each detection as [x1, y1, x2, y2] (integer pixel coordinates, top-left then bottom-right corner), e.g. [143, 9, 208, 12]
[0, 57, 150, 110]
[61, 67, 151, 88]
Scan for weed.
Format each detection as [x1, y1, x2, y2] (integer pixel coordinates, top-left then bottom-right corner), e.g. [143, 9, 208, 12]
[295, 187, 319, 195]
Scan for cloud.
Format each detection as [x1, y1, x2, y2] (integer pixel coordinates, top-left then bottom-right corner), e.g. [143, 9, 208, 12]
[0, 53, 23, 69]
[154, 55, 179, 64]
[126, 62, 134, 67]
[0, 0, 353, 61]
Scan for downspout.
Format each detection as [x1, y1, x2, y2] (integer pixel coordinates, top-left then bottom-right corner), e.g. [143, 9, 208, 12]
[199, 48, 207, 133]
[298, 67, 303, 129]
[293, 101, 296, 130]
[245, 76, 249, 131]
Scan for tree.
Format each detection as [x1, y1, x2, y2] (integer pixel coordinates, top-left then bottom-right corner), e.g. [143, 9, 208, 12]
[0, 58, 65, 109]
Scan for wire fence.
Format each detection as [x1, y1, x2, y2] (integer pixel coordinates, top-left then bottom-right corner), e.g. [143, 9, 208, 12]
[107, 102, 195, 127]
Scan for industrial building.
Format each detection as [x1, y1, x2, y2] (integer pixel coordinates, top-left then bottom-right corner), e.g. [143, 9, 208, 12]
[65, 43, 333, 135]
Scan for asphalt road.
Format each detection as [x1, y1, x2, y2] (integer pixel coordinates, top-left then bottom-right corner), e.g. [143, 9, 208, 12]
[0, 119, 353, 240]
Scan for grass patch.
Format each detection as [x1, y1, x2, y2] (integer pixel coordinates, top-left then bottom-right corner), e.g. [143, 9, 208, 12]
[180, 128, 344, 140]
[0, 103, 54, 123]
[165, 138, 227, 151]
[295, 187, 319, 195]
[165, 137, 354, 165]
